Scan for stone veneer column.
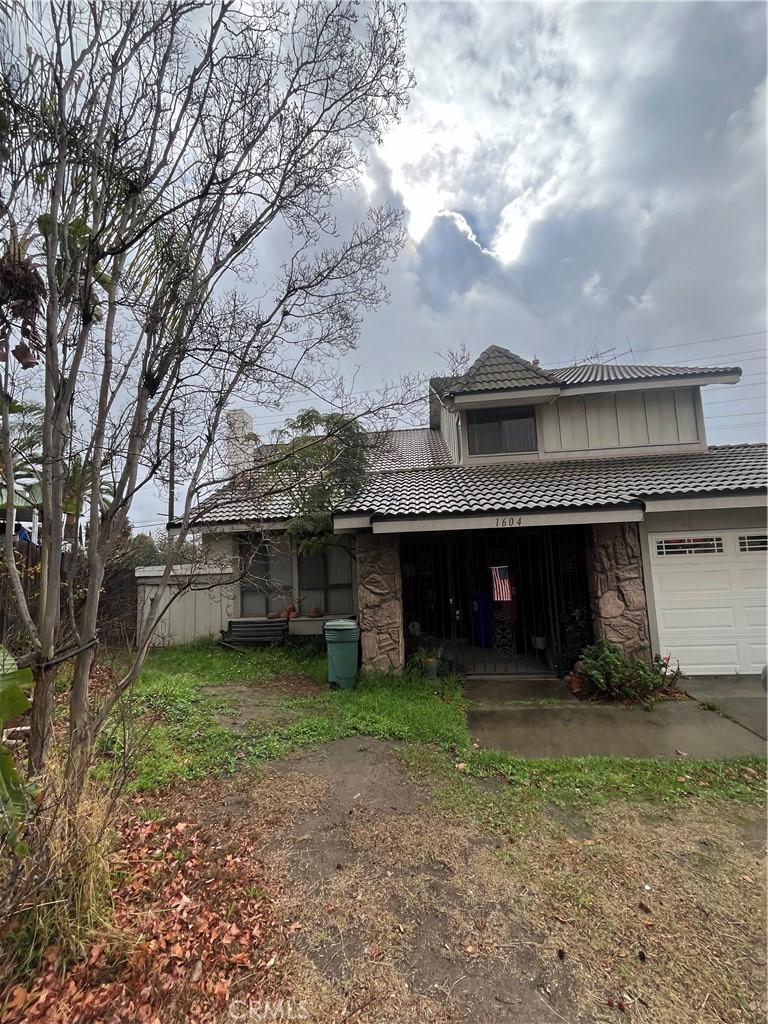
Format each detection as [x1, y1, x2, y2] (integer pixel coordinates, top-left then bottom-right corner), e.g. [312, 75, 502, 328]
[587, 522, 651, 661]
[356, 533, 405, 672]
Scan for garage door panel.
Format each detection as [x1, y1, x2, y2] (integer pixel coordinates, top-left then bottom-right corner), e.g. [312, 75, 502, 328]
[650, 528, 767, 675]
[744, 605, 768, 629]
[653, 569, 733, 596]
[659, 606, 737, 630]
[668, 644, 741, 674]
[739, 569, 767, 592]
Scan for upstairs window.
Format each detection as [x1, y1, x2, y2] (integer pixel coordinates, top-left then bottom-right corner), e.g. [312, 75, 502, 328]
[466, 407, 537, 456]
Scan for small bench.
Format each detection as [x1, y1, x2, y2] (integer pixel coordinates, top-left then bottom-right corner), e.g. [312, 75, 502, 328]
[219, 618, 289, 648]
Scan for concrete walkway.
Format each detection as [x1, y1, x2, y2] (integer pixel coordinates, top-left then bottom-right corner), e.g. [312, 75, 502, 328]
[466, 676, 767, 759]
[682, 675, 767, 740]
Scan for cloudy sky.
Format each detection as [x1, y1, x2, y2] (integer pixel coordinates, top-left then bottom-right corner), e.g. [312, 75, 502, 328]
[137, 0, 767, 528]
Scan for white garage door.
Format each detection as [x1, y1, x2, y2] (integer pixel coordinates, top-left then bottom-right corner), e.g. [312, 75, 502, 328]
[649, 529, 767, 675]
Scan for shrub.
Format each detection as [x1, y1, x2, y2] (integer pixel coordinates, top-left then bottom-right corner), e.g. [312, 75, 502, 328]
[579, 641, 681, 706]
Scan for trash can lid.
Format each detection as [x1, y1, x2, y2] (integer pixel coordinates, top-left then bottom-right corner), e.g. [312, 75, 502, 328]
[324, 619, 358, 630]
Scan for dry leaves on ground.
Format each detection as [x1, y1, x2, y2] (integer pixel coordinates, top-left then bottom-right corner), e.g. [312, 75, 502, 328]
[2, 809, 291, 1024]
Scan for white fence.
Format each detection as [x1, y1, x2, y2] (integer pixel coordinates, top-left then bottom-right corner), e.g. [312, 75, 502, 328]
[135, 565, 237, 646]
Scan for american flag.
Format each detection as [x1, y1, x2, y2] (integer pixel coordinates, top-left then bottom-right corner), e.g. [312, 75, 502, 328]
[490, 565, 512, 603]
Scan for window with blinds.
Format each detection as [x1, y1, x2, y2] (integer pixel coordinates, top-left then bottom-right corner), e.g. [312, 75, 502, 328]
[298, 541, 355, 615]
[466, 406, 537, 455]
[239, 538, 292, 616]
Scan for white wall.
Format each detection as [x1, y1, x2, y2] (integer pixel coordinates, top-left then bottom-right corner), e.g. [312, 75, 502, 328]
[137, 570, 236, 646]
[439, 403, 461, 463]
[201, 532, 237, 563]
[443, 385, 707, 466]
[539, 387, 703, 456]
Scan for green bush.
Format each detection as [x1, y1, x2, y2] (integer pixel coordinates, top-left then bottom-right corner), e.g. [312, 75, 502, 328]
[579, 641, 680, 706]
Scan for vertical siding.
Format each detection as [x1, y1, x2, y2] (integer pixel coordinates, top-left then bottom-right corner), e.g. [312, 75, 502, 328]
[541, 386, 702, 454]
[440, 403, 461, 463]
[557, 396, 589, 450]
[616, 391, 649, 446]
[644, 390, 677, 445]
[673, 388, 699, 442]
[137, 577, 235, 646]
[585, 394, 620, 448]
[539, 403, 562, 452]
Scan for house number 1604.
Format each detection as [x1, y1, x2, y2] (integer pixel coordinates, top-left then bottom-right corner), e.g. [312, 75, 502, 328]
[496, 516, 524, 527]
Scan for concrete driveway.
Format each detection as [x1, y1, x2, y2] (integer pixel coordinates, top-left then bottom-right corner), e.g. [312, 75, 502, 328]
[466, 677, 767, 759]
[683, 675, 767, 740]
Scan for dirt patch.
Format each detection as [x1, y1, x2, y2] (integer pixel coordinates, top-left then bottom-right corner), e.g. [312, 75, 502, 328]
[60, 737, 763, 1024]
[204, 674, 322, 733]
[232, 739, 585, 1023]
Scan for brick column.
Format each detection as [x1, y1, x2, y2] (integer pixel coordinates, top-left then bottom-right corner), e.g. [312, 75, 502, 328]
[587, 522, 651, 661]
[356, 533, 405, 672]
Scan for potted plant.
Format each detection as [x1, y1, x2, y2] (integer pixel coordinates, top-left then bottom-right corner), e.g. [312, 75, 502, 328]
[412, 646, 442, 679]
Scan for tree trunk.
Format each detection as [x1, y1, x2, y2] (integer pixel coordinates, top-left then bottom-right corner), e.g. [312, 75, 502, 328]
[28, 665, 56, 775]
[67, 642, 97, 804]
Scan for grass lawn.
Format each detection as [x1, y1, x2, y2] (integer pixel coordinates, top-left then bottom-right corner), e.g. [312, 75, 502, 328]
[116, 641, 765, 812]
[18, 641, 763, 1024]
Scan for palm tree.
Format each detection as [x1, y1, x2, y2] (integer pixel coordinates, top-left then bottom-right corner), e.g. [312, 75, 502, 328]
[0, 401, 43, 518]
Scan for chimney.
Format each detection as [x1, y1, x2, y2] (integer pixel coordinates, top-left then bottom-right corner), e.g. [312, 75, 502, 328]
[226, 409, 254, 477]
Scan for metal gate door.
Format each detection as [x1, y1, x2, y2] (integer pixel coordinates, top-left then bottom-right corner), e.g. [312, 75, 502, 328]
[400, 528, 592, 677]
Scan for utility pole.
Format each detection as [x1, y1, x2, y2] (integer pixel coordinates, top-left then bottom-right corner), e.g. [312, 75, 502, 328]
[167, 407, 176, 523]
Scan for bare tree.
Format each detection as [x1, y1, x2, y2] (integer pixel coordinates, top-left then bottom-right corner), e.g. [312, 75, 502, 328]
[0, 0, 414, 797]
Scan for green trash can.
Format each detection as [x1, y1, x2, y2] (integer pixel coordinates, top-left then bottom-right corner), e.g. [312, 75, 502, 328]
[324, 619, 360, 689]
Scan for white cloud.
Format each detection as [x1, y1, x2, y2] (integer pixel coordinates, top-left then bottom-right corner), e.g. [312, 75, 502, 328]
[348, 0, 766, 443]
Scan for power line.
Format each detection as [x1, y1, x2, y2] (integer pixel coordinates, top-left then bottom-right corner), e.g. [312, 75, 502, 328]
[619, 346, 767, 364]
[630, 330, 767, 354]
[669, 353, 766, 365]
[705, 397, 767, 406]
[706, 413, 766, 421]
[711, 423, 767, 430]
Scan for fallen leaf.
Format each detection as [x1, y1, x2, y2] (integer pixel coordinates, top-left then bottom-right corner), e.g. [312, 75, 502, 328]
[88, 944, 104, 966]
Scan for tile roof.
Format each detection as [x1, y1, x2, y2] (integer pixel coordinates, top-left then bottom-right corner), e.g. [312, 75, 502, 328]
[190, 479, 295, 525]
[335, 443, 767, 519]
[442, 346, 558, 395]
[190, 429, 454, 525]
[550, 363, 740, 386]
[367, 428, 453, 471]
[192, 435, 766, 526]
[428, 348, 740, 400]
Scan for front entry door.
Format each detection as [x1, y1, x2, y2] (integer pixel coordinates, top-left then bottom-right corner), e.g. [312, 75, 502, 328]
[400, 528, 592, 676]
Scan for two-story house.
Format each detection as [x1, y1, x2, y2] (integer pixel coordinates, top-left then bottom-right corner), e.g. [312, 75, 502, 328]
[138, 345, 767, 677]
